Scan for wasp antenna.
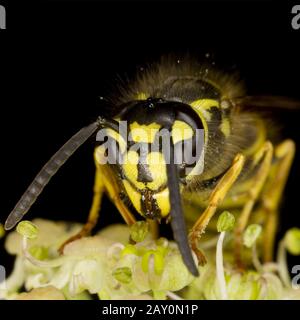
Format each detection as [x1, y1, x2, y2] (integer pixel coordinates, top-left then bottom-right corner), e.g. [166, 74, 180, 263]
[97, 116, 120, 132]
[166, 140, 199, 277]
[5, 120, 101, 231]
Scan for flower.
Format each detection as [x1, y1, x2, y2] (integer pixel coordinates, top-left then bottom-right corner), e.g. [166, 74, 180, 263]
[285, 228, 300, 256]
[1, 215, 300, 300]
[184, 263, 284, 300]
[1, 219, 195, 300]
[15, 286, 65, 300]
[243, 224, 262, 249]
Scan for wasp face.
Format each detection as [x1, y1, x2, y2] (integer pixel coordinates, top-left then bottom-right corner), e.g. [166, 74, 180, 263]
[105, 98, 205, 220]
[92, 97, 205, 275]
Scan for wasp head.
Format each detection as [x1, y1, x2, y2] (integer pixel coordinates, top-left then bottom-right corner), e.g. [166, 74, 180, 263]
[96, 98, 205, 276]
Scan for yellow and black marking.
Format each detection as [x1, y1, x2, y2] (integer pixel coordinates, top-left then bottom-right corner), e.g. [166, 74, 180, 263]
[5, 57, 296, 277]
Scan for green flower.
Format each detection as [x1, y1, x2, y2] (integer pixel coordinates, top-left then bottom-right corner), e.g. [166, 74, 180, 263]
[113, 267, 132, 284]
[17, 221, 38, 239]
[2, 217, 300, 300]
[116, 238, 195, 299]
[285, 228, 300, 255]
[243, 224, 262, 248]
[130, 221, 149, 243]
[2, 219, 195, 300]
[184, 265, 284, 300]
[217, 211, 235, 232]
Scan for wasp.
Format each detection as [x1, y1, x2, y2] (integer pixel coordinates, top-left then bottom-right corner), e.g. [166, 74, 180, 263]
[5, 57, 297, 277]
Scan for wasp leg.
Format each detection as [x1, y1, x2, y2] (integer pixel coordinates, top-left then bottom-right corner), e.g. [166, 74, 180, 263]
[59, 147, 137, 253]
[234, 141, 273, 266]
[189, 153, 245, 265]
[260, 139, 295, 262]
[100, 164, 136, 226]
[58, 162, 105, 253]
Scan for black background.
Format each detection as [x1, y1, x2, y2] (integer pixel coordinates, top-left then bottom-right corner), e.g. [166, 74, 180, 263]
[0, 0, 299, 274]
